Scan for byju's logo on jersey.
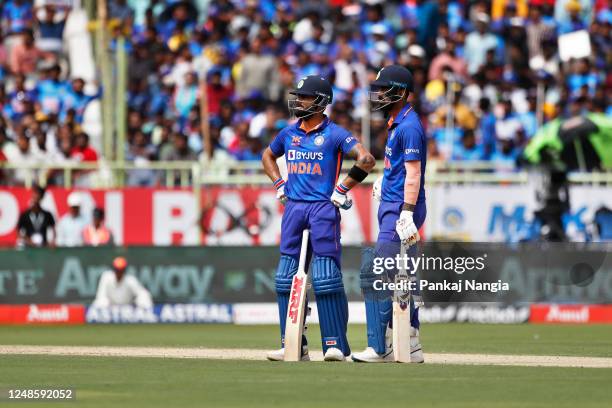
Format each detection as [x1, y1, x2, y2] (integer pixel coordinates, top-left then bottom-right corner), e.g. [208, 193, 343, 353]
[291, 136, 302, 146]
[287, 149, 324, 175]
[287, 150, 323, 161]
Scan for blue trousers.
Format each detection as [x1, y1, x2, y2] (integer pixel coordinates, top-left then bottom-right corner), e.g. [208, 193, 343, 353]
[280, 200, 341, 265]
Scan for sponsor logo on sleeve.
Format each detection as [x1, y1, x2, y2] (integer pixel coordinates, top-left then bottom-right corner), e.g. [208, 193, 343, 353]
[405, 148, 420, 155]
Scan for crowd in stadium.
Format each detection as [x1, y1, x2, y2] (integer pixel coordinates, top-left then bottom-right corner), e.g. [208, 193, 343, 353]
[0, 0, 610, 186]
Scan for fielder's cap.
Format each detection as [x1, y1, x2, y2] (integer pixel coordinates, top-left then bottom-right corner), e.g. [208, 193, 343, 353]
[113, 257, 128, 270]
[371, 64, 414, 92]
[67, 192, 82, 207]
[289, 75, 333, 103]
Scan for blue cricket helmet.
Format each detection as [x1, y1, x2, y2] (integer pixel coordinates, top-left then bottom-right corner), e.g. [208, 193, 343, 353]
[288, 75, 333, 118]
[369, 65, 414, 112]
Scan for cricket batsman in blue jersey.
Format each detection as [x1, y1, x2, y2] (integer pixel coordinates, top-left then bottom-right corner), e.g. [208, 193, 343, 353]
[262, 75, 375, 361]
[352, 65, 427, 363]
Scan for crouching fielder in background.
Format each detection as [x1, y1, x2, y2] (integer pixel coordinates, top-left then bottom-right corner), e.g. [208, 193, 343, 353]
[93, 257, 153, 308]
[352, 65, 427, 363]
[262, 75, 375, 361]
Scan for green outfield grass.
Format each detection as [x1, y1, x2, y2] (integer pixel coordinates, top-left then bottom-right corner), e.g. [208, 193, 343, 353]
[1, 323, 612, 357]
[1, 355, 611, 408]
[1, 324, 612, 408]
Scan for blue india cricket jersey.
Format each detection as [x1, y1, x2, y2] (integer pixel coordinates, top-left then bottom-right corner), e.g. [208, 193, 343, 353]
[269, 117, 358, 201]
[381, 103, 427, 203]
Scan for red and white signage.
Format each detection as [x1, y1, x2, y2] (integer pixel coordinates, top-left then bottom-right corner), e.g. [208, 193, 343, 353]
[0, 187, 380, 246]
[530, 304, 612, 324]
[0, 304, 86, 324]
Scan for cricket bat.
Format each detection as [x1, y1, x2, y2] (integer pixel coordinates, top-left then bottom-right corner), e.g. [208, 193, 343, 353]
[393, 241, 412, 363]
[284, 230, 310, 361]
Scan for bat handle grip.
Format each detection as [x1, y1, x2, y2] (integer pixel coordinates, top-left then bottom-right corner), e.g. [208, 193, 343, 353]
[297, 230, 310, 273]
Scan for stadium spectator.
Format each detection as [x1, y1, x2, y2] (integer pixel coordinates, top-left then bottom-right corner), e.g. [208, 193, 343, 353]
[464, 13, 501, 74]
[9, 29, 53, 75]
[34, 3, 70, 54]
[127, 129, 157, 186]
[70, 132, 98, 163]
[235, 38, 280, 101]
[0, 0, 610, 182]
[56, 192, 87, 247]
[2, 0, 33, 35]
[16, 185, 55, 248]
[10, 131, 39, 185]
[60, 78, 102, 124]
[93, 256, 153, 308]
[160, 132, 197, 185]
[428, 40, 468, 81]
[35, 62, 66, 116]
[83, 208, 114, 247]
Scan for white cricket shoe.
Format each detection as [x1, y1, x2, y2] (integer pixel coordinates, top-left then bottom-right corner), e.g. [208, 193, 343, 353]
[351, 346, 394, 363]
[266, 346, 310, 361]
[323, 347, 345, 362]
[410, 327, 424, 363]
[352, 326, 394, 363]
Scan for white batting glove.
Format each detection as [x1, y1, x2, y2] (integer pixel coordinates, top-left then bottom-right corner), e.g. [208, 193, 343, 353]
[372, 176, 383, 202]
[331, 183, 352, 210]
[396, 210, 420, 246]
[273, 178, 288, 205]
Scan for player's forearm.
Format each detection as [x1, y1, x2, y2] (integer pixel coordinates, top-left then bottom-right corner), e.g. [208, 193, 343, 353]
[262, 147, 282, 182]
[339, 145, 375, 190]
[403, 162, 421, 207]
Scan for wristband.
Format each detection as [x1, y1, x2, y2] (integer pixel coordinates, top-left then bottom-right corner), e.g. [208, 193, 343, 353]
[348, 165, 368, 182]
[273, 178, 285, 190]
[402, 202, 416, 212]
[335, 183, 350, 195]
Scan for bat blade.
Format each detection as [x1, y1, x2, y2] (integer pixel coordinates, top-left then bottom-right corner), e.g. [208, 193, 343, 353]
[284, 230, 310, 361]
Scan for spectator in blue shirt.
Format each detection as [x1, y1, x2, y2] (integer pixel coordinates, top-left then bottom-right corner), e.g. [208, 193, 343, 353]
[60, 78, 102, 124]
[2, 0, 32, 35]
[452, 129, 484, 161]
[35, 63, 67, 116]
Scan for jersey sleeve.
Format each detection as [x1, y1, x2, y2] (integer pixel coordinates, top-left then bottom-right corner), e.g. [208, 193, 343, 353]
[335, 127, 358, 154]
[269, 128, 286, 156]
[400, 124, 424, 162]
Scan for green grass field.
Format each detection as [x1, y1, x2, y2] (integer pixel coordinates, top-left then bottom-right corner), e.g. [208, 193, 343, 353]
[1, 324, 612, 407]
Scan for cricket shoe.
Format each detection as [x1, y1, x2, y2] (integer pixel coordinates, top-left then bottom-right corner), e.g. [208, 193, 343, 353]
[323, 347, 345, 362]
[350, 347, 394, 363]
[410, 327, 424, 363]
[266, 346, 310, 362]
[351, 326, 394, 363]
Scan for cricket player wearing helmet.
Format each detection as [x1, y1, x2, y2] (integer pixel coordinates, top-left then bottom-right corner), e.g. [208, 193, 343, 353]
[352, 65, 427, 363]
[262, 75, 375, 361]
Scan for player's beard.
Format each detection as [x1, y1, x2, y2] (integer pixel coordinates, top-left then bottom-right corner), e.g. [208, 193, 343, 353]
[293, 108, 313, 118]
[381, 103, 394, 118]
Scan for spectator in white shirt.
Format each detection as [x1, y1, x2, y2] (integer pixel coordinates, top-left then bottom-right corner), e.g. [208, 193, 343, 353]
[93, 257, 153, 308]
[56, 192, 87, 247]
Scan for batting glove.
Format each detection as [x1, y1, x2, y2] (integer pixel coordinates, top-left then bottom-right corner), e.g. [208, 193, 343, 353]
[396, 210, 420, 246]
[331, 183, 353, 210]
[372, 176, 383, 202]
[273, 178, 288, 205]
